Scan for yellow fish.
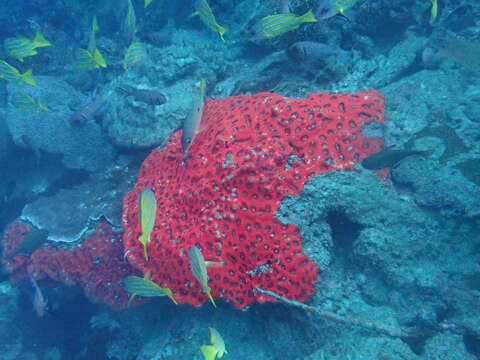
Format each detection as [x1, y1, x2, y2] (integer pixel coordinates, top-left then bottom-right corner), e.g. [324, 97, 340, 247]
[4, 31, 51, 62]
[190, 0, 226, 42]
[11, 92, 50, 113]
[122, 276, 177, 306]
[76, 48, 107, 70]
[429, 0, 438, 25]
[188, 246, 217, 307]
[145, 0, 154, 7]
[0, 61, 36, 86]
[138, 188, 157, 260]
[200, 327, 227, 360]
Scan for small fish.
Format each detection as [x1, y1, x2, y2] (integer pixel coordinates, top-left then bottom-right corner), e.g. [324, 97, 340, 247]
[117, 85, 166, 105]
[0, 60, 37, 86]
[123, 42, 147, 70]
[88, 15, 99, 55]
[315, 0, 358, 20]
[287, 41, 349, 62]
[145, 0, 154, 7]
[138, 188, 157, 261]
[11, 92, 50, 113]
[181, 80, 206, 152]
[7, 228, 49, 259]
[362, 149, 431, 170]
[30, 275, 48, 317]
[69, 94, 107, 127]
[122, 275, 177, 306]
[200, 327, 227, 360]
[188, 246, 216, 307]
[4, 31, 51, 62]
[248, 10, 317, 40]
[123, 0, 137, 44]
[429, 0, 438, 25]
[76, 48, 107, 70]
[190, 0, 227, 42]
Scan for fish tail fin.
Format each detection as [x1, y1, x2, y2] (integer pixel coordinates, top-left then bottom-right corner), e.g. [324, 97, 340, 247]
[93, 49, 107, 68]
[92, 16, 99, 34]
[37, 101, 50, 112]
[143, 244, 149, 261]
[33, 31, 51, 48]
[301, 9, 317, 23]
[165, 289, 178, 305]
[21, 69, 37, 86]
[188, 11, 199, 19]
[200, 345, 217, 360]
[207, 288, 217, 308]
[218, 25, 227, 42]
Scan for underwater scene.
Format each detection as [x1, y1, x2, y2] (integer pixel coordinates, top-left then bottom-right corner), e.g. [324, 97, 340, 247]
[0, 0, 479, 359]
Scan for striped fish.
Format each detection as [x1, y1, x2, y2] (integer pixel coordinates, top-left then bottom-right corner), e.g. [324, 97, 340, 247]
[315, 0, 358, 20]
[122, 276, 177, 306]
[145, 0, 154, 7]
[123, 42, 147, 70]
[88, 15, 99, 55]
[200, 327, 227, 360]
[138, 188, 157, 261]
[181, 80, 206, 152]
[11, 92, 50, 113]
[124, 0, 137, 37]
[4, 31, 51, 62]
[188, 246, 216, 307]
[249, 10, 317, 40]
[76, 48, 107, 71]
[0, 61, 37, 86]
[190, 0, 226, 42]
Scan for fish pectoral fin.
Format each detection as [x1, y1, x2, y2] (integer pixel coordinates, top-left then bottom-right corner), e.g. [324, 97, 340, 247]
[200, 345, 217, 360]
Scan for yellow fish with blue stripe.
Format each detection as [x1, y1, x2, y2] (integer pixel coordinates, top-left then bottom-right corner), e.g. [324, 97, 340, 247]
[248, 10, 317, 40]
[4, 31, 51, 62]
[122, 276, 177, 306]
[123, 42, 147, 70]
[429, 0, 438, 25]
[188, 246, 217, 307]
[0, 61, 36, 86]
[138, 188, 157, 261]
[76, 48, 107, 70]
[11, 92, 50, 113]
[315, 0, 359, 20]
[145, 0, 154, 7]
[88, 15, 100, 55]
[200, 327, 227, 360]
[190, 0, 226, 42]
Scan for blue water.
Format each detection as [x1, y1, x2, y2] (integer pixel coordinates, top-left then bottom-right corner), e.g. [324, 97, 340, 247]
[1, 0, 480, 359]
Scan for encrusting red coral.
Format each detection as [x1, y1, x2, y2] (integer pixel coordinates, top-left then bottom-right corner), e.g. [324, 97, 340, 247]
[2, 220, 136, 310]
[122, 91, 385, 309]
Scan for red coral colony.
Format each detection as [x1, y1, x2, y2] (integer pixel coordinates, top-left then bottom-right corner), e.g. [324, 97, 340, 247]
[2, 220, 135, 310]
[122, 91, 385, 309]
[1, 91, 385, 310]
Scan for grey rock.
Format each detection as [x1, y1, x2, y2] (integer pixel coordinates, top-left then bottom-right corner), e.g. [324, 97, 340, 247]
[21, 158, 137, 243]
[277, 170, 440, 288]
[5, 76, 115, 172]
[392, 157, 480, 218]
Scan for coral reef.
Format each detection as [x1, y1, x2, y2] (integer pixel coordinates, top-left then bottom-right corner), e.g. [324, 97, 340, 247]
[2, 220, 136, 310]
[122, 90, 385, 309]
